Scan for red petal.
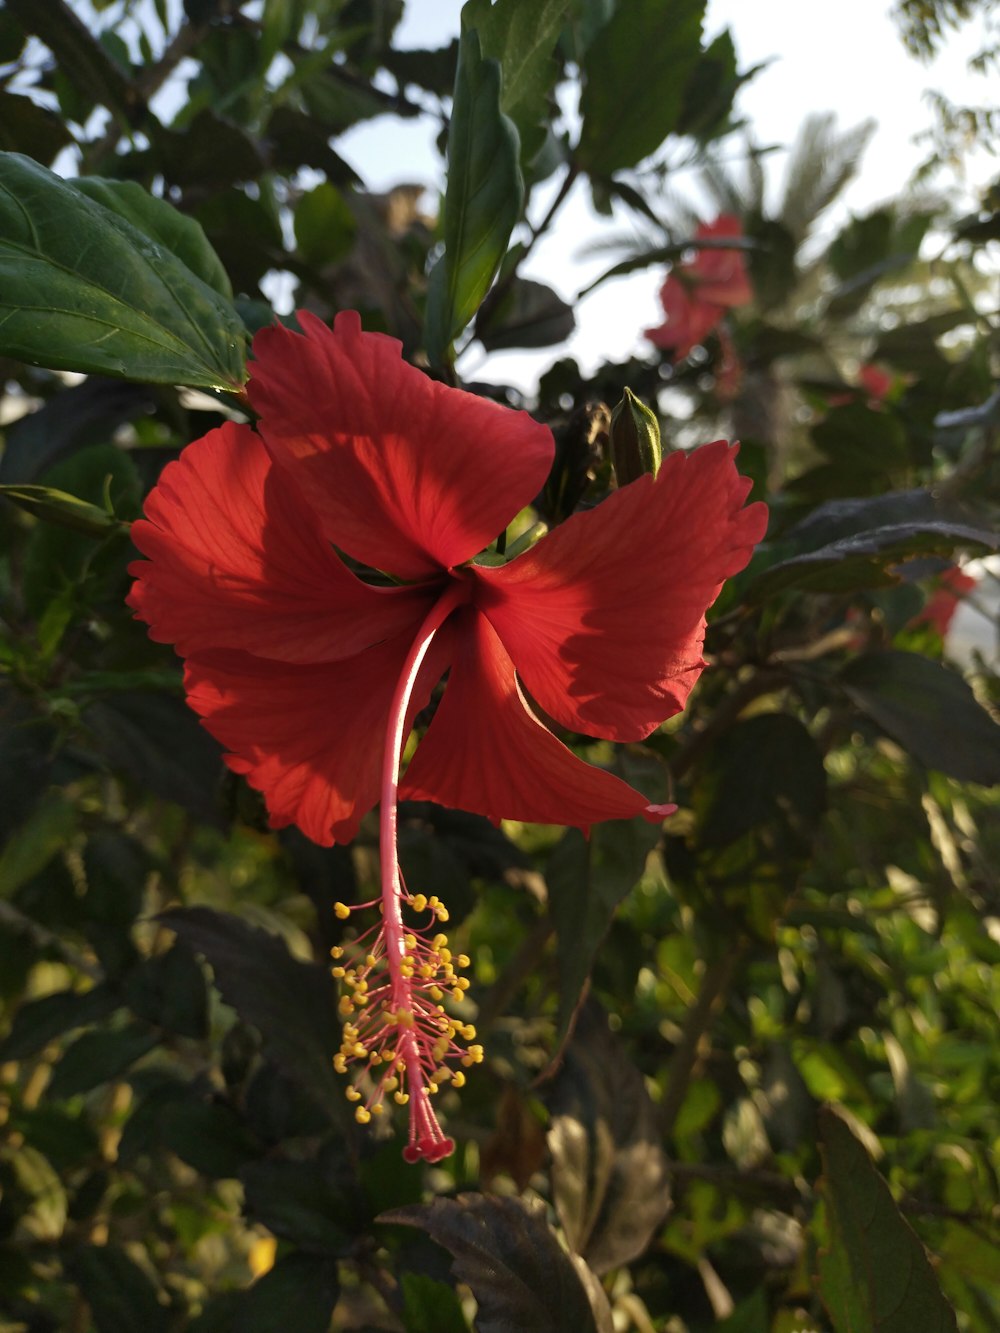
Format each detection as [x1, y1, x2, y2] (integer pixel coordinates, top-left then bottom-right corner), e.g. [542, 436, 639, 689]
[184, 630, 452, 847]
[400, 609, 665, 829]
[247, 311, 554, 580]
[128, 422, 434, 663]
[645, 277, 722, 358]
[473, 440, 768, 742]
[691, 216, 752, 308]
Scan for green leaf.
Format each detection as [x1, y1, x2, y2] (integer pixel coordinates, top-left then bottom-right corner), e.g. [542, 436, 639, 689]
[237, 1253, 341, 1333]
[839, 652, 1000, 786]
[547, 1002, 671, 1274]
[0, 90, 75, 165]
[161, 907, 342, 1112]
[0, 378, 152, 485]
[71, 176, 233, 298]
[463, 0, 567, 162]
[547, 765, 664, 1048]
[0, 985, 117, 1061]
[475, 276, 575, 350]
[400, 1272, 469, 1333]
[294, 181, 357, 267]
[158, 1098, 260, 1179]
[0, 790, 77, 898]
[64, 1244, 170, 1333]
[816, 1105, 959, 1331]
[424, 25, 523, 364]
[0, 152, 246, 388]
[811, 403, 910, 474]
[0, 482, 123, 536]
[5, 0, 135, 120]
[46, 1022, 157, 1100]
[383, 1193, 613, 1333]
[240, 1156, 354, 1253]
[577, 0, 706, 175]
[124, 944, 209, 1039]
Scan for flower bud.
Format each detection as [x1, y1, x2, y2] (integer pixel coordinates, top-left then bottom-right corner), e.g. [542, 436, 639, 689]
[609, 388, 661, 485]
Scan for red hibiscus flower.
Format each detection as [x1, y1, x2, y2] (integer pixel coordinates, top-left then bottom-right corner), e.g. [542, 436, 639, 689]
[914, 565, 977, 638]
[128, 310, 766, 1162]
[645, 214, 752, 360]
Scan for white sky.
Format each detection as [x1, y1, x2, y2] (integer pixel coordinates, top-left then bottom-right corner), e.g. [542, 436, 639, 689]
[334, 0, 997, 389]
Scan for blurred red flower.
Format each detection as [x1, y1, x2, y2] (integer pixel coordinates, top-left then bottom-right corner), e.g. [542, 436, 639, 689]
[645, 214, 752, 359]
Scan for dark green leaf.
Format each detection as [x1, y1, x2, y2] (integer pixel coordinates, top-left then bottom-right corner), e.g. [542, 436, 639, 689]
[240, 1157, 353, 1253]
[64, 1244, 169, 1333]
[158, 1098, 260, 1179]
[475, 276, 575, 350]
[547, 765, 664, 1048]
[82, 692, 226, 824]
[0, 791, 77, 898]
[839, 652, 1000, 785]
[383, 1193, 613, 1333]
[811, 403, 910, 474]
[547, 1002, 671, 1274]
[424, 26, 523, 363]
[674, 29, 748, 143]
[5, 0, 135, 119]
[464, 0, 566, 162]
[577, 0, 705, 175]
[264, 106, 362, 184]
[0, 90, 75, 165]
[161, 907, 341, 1112]
[0, 985, 117, 1062]
[47, 1022, 157, 1100]
[0, 482, 122, 536]
[295, 181, 357, 267]
[80, 831, 147, 978]
[816, 1106, 959, 1331]
[237, 1253, 341, 1333]
[146, 109, 264, 189]
[0, 378, 153, 485]
[124, 944, 208, 1039]
[71, 177, 233, 298]
[0, 153, 246, 388]
[400, 1272, 469, 1333]
[10, 1105, 100, 1172]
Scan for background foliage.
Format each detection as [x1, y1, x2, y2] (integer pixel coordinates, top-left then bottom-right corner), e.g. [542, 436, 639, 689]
[0, 1, 998, 1330]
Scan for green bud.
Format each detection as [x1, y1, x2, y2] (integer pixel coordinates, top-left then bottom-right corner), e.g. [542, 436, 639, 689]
[609, 387, 661, 485]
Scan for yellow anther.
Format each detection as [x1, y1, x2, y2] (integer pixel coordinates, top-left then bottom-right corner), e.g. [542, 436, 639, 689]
[334, 902, 351, 920]
[410, 893, 428, 912]
[455, 977, 470, 991]
[338, 997, 354, 1016]
[462, 1024, 477, 1041]
[365, 954, 378, 969]
[352, 1043, 366, 1059]
[395, 1009, 414, 1029]
[355, 1106, 371, 1124]
[403, 933, 417, 949]
[333, 1054, 348, 1074]
[436, 907, 450, 922]
[371, 1102, 385, 1116]
[433, 1039, 449, 1061]
[427, 1081, 439, 1095]
[330, 946, 344, 959]
[434, 1068, 452, 1082]
[438, 947, 452, 964]
[331, 966, 346, 978]
[429, 986, 444, 1001]
[451, 988, 463, 1001]
[400, 965, 414, 979]
[394, 1090, 409, 1105]
[383, 1076, 399, 1092]
[456, 954, 470, 969]
[346, 1086, 361, 1102]
[428, 896, 440, 910]
[419, 964, 434, 979]
[452, 1071, 466, 1089]
[369, 1052, 383, 1066]
[432, 934, 448, 950]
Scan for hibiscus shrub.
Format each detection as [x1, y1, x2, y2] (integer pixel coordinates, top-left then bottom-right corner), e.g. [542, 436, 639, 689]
[1, 2, 999, 1331]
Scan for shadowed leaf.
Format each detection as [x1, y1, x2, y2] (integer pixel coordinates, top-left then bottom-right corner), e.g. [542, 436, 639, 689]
[817, 1105, 959, 1331]
[383, 1193, 613, 1333]
[547, 1002, 671, 1273]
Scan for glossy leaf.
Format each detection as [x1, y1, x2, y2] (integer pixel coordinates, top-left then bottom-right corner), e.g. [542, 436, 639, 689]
[464, 0, 567, 161]
[577, 0, 706, 175]
[547, 1002, 671, 1273]
[71, 176, 233, 298]
[0, 153, 247, 388]
[424, 25, 523, 363]
[475, 275, 575, 350]
[816, 1106, 959, 1331]
[383, 1193, 613, 1333]
[839, 652, 1000, 785]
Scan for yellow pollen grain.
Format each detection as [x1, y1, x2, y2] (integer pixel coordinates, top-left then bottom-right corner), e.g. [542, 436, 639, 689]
[331, 966, 346, 978]
[345, 1086, 361, 1102]
[452, 1071, 466, 1088]
[355, 1106, 371, 1124]
[334, 902, 351, 920]
[410, 893, 428, 912]
[394, 1091, 409, 1104]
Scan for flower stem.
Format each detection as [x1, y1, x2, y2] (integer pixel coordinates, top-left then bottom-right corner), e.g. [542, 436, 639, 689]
[378, 578, 469, 1160]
